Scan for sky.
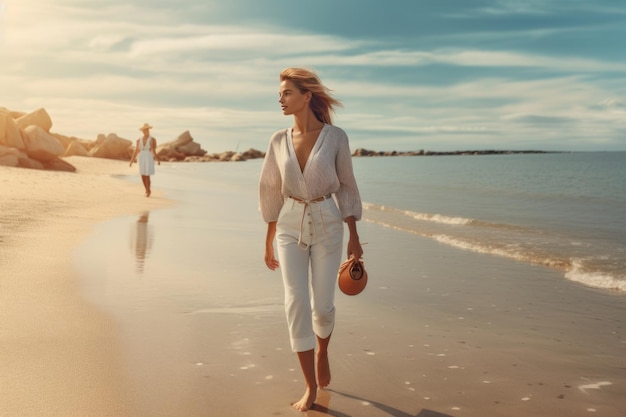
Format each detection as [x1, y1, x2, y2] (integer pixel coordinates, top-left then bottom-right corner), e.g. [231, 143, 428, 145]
[1, 0, 625, 152]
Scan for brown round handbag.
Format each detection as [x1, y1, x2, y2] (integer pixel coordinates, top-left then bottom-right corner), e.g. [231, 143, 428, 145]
[337, 257, 368, 296]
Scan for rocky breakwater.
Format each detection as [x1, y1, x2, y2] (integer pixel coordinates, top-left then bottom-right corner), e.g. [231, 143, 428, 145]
[154, 131, 262, 162]
[156, 130, 265, 162]
[0, 106, 265, 172]
[352, 148, 552, 157]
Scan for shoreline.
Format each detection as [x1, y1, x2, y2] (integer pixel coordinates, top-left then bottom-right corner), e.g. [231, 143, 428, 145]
[2, 157, 625, 416]
[0, 156, 171, 416]
[72, 160, 626, 417]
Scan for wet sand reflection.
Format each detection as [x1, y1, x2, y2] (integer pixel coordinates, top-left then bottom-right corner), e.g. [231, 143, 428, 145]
[130, 211, 154, 273]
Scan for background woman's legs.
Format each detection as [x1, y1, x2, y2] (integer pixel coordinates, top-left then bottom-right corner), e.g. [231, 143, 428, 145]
[141, 175, 151, 197]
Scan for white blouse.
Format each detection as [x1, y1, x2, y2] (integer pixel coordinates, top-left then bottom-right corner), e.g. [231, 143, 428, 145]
[259, 124, 362, 223]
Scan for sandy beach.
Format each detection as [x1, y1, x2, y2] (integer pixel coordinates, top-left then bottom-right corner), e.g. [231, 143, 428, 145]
[0, 157, 171, 416]
[2, 158, 625, 417]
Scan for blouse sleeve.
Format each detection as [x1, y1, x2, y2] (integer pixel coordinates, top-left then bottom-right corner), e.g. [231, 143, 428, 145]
[334, 130, 362, 221]
[258, 133, 284, 223]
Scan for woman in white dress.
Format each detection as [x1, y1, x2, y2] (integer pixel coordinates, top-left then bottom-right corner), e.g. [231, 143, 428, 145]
[130, 123, 160, 197]
[259, 68, 363, 411]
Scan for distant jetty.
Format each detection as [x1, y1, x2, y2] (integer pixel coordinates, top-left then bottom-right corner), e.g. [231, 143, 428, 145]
[352, 148, 556, 157]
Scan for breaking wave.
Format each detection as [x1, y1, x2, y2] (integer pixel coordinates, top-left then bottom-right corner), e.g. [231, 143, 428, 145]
[362, 202, 626, 293]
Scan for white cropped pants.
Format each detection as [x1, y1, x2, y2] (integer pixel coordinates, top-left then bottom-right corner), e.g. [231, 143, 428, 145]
[276, 197, 344, 352]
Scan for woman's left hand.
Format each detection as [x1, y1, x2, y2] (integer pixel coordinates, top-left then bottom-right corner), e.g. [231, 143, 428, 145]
[345, 216, 363, 259]
[347, 235, 363, 260]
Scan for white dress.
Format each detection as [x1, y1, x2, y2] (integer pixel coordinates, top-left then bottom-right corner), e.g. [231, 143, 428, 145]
[137, 137, 155, 176]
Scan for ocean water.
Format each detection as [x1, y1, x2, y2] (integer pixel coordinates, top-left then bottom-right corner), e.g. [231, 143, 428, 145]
[85, 151, 626, 295]
[71, 152, 626, 417]
[352, 151, 626, 292]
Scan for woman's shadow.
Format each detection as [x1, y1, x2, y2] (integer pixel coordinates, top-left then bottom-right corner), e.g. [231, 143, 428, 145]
[309, 389, 456, 417]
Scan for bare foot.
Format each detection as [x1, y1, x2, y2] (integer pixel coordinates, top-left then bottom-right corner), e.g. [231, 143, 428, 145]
[292, 386, 316, 412]
[146, 190, 151, 197]
[317, 351, 331, 388]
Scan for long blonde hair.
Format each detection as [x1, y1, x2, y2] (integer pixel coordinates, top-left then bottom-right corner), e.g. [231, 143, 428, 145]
[280, 67, 342, 125]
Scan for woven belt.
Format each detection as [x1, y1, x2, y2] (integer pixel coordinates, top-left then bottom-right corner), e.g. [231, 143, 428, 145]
[289, 194, 331, 204]
[287, 195, 332, 249]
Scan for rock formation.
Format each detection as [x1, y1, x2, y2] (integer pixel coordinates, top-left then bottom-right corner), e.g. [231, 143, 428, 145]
[0, 105, 265, 171]
[23, 125, 65, 161]
[157, 130, 206, 161]
[90, 133, 134, 160]
[0, 107, 74, 171]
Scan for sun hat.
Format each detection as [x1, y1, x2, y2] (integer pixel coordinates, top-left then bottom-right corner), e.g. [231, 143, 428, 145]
[337, 257, 368, 296]
[138, 123, 153, 131]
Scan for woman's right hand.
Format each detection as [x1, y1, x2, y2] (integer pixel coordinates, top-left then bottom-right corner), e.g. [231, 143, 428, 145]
[264, 221, 279, 270]
[265, 246, 279, 270]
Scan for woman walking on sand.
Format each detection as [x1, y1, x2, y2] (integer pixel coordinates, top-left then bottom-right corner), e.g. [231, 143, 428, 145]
[259, 67, 363, 411]
[130, 123, 160, 197]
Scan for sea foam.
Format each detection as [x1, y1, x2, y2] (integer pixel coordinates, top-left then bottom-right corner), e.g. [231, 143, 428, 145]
[565, 260, 626, 292]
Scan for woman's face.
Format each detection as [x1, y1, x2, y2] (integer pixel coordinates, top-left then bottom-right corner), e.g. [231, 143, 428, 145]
[278, 80, 310, 116]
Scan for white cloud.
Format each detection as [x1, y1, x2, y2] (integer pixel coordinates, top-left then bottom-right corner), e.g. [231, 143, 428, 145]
[1, 0, 625, 151]
[300, 49, 626, 73]
[477, 0, 558, 15]
[128, 29, 358, 57]
[469, 0, 626, 16]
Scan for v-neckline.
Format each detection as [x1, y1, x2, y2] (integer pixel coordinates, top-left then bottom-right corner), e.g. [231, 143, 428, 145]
[288, 124, 327, 174]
